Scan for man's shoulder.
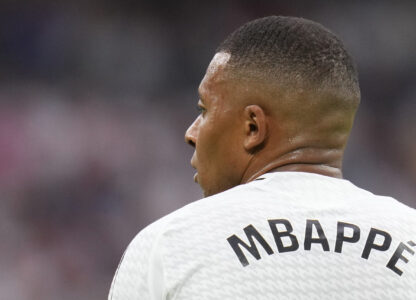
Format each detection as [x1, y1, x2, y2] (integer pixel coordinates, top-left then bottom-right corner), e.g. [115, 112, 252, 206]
[140, 181, 258, 235]
[131, 178, 277, 251]
[134, 172, 416, 249]
[144, 172, 416, 234]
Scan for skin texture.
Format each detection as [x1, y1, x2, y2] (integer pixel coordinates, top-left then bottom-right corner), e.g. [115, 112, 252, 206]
[185, 52, 358, 197]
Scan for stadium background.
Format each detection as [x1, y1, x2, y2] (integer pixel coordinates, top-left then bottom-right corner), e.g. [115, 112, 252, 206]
[0, 1, 415, 299]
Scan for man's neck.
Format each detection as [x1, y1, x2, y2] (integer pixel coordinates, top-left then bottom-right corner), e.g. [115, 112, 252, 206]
[241, 147, 344, 183]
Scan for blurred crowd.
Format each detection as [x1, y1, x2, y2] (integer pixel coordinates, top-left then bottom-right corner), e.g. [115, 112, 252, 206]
[0, 1, 415, 299]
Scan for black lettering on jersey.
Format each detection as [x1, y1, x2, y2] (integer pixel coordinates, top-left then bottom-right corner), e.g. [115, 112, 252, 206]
[386, 241, 415, 276]
[228, 219, 414, 277]
[361, 228, 392, 259]
[227, 224, 274, 267]
[304, 219, 330, 251]
[335, 222, 360, 253]
[268, 219, 299, 253]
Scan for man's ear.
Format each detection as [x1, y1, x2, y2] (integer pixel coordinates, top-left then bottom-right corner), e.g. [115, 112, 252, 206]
[243, 105, 267, 152]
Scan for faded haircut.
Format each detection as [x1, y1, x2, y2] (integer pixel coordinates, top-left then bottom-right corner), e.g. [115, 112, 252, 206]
[217, 16, 360, 103]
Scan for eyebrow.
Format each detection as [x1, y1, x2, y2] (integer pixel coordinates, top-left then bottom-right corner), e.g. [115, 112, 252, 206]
[198, 85, 210, 104]
[198, 91, 205, 104]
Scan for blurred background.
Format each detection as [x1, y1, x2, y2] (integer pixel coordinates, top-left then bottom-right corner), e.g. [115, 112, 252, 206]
[0, 0, 415, 299]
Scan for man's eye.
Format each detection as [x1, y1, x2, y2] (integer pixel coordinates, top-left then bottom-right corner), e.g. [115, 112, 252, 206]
[197, 106, 206, 114]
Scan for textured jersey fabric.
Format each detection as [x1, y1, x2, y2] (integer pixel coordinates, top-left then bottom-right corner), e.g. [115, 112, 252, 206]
[108, 172, 416, 300]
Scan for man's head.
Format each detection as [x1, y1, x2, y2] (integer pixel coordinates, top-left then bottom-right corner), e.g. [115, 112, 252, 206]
[185, 16, 360, 197]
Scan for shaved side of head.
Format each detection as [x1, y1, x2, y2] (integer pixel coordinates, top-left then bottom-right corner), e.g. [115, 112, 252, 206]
[215, 16, 360, 158]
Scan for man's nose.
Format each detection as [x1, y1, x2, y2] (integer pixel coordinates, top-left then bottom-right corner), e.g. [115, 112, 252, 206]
[185, 117, 199, 148]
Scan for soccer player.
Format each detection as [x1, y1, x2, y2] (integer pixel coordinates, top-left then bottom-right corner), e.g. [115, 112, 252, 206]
[109, 16, 416, 299]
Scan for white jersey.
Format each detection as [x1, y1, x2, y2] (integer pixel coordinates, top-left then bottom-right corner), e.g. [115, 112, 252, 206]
[108, 172, 416, 300]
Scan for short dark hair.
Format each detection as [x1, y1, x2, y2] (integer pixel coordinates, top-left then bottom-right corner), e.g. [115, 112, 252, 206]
[217, 16, 360, 102]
